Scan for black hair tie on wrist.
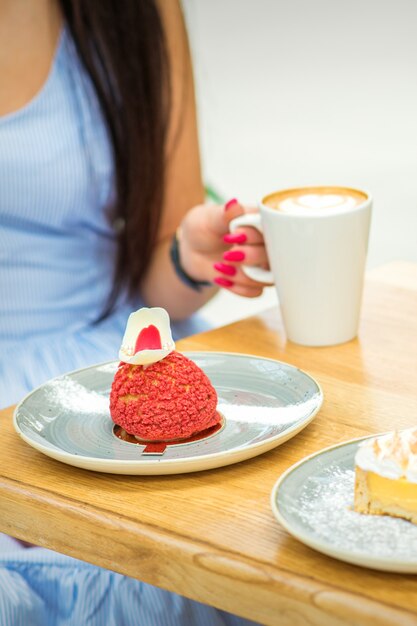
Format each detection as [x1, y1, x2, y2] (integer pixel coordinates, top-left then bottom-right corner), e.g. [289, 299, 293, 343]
[169, 231, 211, 292]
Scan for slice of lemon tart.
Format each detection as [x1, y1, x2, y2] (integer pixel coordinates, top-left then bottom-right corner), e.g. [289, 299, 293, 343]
[354, 428, 417, 525]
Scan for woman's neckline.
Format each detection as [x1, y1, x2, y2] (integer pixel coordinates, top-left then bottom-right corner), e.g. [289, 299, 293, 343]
[0, 26, 66, 125]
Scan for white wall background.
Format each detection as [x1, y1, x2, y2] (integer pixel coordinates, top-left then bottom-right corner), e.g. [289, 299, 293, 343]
[182, 0, 417, 325]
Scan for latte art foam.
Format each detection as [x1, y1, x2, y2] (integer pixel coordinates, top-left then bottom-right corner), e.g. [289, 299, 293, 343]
[264, 186, 368, 216]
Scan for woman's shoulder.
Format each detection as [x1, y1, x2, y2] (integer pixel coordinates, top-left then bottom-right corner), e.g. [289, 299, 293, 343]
[0, 5, 62, 119]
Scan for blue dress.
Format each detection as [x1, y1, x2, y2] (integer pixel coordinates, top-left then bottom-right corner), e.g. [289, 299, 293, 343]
[0, 27, 203, 410]
[0, 28, 257, 626]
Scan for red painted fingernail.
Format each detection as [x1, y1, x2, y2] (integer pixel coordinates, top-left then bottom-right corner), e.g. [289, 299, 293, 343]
[223, 233, 247, 244]
[223, 250, 245, 262]
[213, 262, 237, 276]
[214, 276, 234, 288]
[224, 198, 238, 211]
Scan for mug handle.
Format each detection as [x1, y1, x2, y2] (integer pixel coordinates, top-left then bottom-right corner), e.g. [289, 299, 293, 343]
[229, 213, 274, 284]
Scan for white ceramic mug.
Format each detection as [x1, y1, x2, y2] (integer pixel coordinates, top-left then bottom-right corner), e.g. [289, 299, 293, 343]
[230, 186, 372, 346]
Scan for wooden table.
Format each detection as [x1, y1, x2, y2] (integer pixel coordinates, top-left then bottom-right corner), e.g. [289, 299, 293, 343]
[1, 261, 417, 626]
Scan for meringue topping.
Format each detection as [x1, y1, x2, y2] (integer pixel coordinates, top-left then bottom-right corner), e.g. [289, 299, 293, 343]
[355, 428, 417, 482]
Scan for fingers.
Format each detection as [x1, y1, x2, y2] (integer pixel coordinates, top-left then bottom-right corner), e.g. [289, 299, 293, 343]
[212, 249, 273, 294]
[213, 277, 265, 298]
[213, 240, 271, 287]
[213, 263, 273, 290]
[223, 227, 264, 246]
[181, 197, 271, 298]
[222, 243, 269, 267]
[223, 198, 264, 245]
[212, 198, 271, 295]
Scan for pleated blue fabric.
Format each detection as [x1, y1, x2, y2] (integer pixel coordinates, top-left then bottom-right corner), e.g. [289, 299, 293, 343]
[0, 540, 258, 626]
[0, 26, 258, 626]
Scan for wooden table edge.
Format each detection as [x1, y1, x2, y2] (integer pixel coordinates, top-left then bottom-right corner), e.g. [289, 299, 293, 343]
[1, 464, 416, 625]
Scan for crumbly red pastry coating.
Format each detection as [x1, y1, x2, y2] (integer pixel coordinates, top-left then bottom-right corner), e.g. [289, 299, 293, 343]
[110, 351, 219, 441]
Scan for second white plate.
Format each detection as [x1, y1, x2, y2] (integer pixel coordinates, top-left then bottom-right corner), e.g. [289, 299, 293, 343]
[271, 437, 417, 573]
[14, 352, 322, 475]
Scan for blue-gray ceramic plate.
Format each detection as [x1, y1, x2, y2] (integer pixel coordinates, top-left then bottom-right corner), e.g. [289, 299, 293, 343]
[271, 438, 417, 573]
[14, 352, 322, 475]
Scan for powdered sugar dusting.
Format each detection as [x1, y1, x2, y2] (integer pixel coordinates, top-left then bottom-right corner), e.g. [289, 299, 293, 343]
[44, 376, 109, 414]
[292, 466, 417, 559]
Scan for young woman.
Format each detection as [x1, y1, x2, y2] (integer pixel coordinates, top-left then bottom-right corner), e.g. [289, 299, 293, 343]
[0, 0, 267, 409]
[0, 0, 266, 623]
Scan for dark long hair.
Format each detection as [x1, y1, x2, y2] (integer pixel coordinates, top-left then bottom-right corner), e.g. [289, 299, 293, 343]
[59, 0, 170, 318]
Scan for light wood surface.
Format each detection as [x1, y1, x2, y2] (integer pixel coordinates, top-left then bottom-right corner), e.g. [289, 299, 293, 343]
[1, 261, 417, 625]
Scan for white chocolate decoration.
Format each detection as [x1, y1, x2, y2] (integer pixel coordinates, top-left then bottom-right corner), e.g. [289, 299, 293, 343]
[119, 307, 175, 365]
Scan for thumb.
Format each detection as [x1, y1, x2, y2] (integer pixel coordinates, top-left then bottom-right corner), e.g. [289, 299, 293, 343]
[223, 198, 245, 225]
[208, 198, 245, 236]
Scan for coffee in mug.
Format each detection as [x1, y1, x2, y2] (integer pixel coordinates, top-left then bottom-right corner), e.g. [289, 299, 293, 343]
[263, 186, 368, 215]
[229, 186, 372, 347]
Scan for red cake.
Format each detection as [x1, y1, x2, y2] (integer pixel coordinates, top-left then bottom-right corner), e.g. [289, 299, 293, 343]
[110, 351, 218, 441]
[109, 307, 220, 442]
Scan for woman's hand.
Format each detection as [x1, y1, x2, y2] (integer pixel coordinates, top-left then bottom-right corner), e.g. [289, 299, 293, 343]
[178, 198, 272, 297]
